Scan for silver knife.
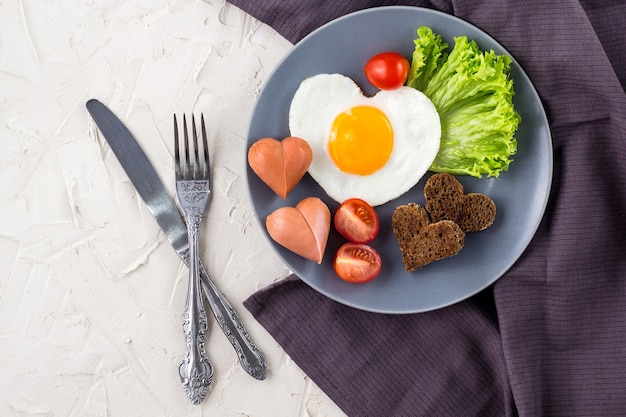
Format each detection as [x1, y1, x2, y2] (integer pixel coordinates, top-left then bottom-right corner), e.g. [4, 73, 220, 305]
[86, 99, 267, 380]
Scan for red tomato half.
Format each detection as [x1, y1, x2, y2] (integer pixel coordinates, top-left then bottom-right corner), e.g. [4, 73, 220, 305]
[334, 198, 380, 244]
[364, 52, 410, 90]
[334, 243, 382, 284]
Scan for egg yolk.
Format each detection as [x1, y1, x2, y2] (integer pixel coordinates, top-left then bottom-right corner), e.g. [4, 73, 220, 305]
[328, 105, 393, 175]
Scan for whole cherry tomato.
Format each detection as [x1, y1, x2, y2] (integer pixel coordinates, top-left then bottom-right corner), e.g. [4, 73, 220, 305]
[334, 243, 382, 284]
[364, 52, 410, 90]
[334, 198, 380, 244]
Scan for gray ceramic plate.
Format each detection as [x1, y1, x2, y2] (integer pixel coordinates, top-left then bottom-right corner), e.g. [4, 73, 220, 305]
[245, 6, 552, 314]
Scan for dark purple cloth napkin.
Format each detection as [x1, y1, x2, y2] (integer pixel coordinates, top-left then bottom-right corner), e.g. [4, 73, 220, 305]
[231, 0, 626, 415]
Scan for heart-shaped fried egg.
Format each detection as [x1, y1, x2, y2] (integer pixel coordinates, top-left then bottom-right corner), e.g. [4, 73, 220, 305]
[288, 73, 441, 206]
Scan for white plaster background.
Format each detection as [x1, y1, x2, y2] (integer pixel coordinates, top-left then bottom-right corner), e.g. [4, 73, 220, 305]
[0, 0, 347, 415]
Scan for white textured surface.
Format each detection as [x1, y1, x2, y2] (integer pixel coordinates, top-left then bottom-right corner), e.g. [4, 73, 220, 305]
[0, 0, 347, 415]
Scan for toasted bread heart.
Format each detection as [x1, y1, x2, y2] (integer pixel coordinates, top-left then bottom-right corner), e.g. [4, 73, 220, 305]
[392, 203, 465, 271]
[266, 197, 330, 264]
[248, 136, 312, 199]
[424, 173, 496, 232]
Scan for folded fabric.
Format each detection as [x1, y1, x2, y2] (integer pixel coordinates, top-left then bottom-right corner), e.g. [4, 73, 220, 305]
[231, 0, 626, 415]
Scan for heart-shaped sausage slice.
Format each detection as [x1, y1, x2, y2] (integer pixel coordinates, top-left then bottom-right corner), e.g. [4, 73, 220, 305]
[424, 173, 496, 232]
[248, 136, 312, 199]
[392, 203, 465, 271]
[266, 197, 330, 264]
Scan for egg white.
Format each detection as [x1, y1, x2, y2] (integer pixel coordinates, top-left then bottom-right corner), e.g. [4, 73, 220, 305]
[289, 73, 441, 206]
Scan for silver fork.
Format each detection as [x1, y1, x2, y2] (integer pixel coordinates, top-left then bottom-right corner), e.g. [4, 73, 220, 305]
[174, 114, 213, 404]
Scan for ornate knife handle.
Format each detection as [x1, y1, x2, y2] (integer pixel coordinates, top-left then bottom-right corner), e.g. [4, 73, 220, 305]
[198, 261, 267, 380]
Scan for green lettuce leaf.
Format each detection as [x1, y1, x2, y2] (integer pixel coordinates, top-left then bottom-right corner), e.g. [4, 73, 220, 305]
[407, 26, 520, 178]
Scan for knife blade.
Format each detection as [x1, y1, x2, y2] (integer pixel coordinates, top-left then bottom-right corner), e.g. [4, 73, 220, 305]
[86, 99, 266, 380]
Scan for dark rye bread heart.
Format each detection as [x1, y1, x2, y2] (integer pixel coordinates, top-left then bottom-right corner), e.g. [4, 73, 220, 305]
[424, 173, 496, 232]
[392, 203, 465, 272]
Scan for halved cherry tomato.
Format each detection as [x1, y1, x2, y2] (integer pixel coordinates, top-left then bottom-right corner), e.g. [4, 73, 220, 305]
[334, 198, 380, 244]
[364, 52, 410, 90]
[334, 243, 382, 284]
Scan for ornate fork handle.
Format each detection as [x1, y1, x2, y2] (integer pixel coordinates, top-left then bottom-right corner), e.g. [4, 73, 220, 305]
[179, 202, 214, 404]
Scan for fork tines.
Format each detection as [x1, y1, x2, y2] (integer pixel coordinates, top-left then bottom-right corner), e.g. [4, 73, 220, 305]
[174, 114, 209, 181]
